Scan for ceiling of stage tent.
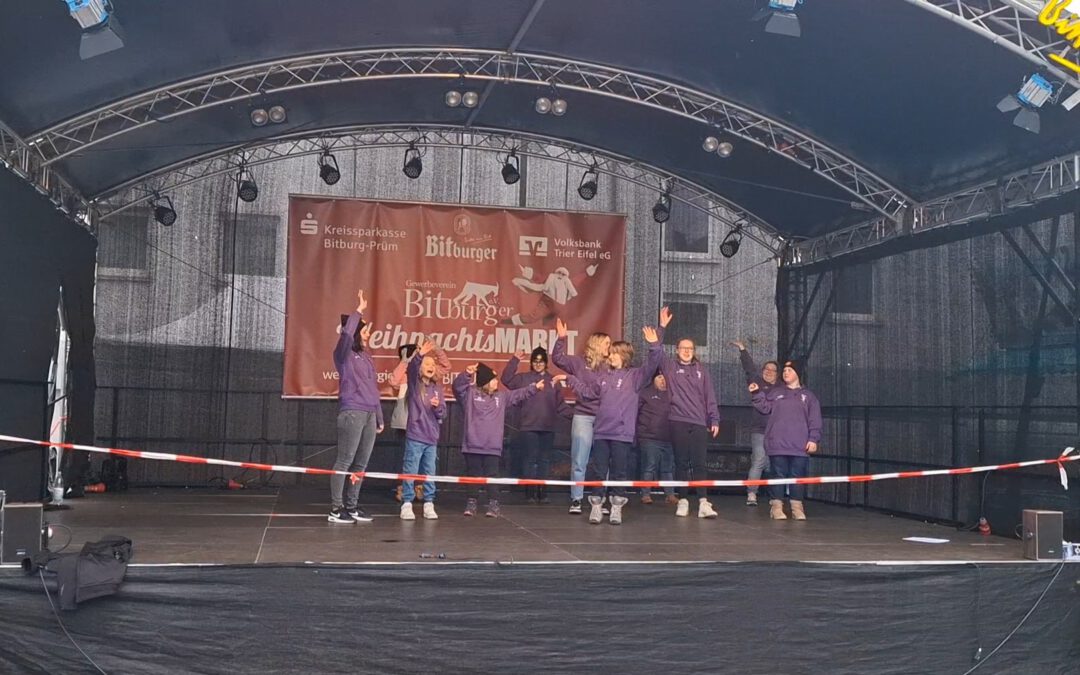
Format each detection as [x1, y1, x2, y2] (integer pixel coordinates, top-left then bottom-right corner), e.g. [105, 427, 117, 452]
[3, 0, 1080, 239]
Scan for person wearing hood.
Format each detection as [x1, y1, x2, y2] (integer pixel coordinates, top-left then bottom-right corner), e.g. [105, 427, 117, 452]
[453, 362, 554, 517]
[749, 360, 822, 521]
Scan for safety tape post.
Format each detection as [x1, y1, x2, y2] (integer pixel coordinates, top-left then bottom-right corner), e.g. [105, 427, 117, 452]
[0, 434, 1076, 490]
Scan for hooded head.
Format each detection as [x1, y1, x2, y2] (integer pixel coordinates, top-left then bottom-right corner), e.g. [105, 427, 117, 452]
[782, 360, 804, 387]
[530, 346, 548, 373]
[476, 363, 497, 393]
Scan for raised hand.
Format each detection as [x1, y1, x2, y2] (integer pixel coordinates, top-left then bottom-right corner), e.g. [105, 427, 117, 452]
[534, 380, 546, 390]
[419, 339, 435, 355]
[659, 306, 673, 328]
[515, 350, 528, 361]
[729, 339, 746, 351]
[642, 325, 658, 343]
[465, 364, 478, 375]
[748, 382, 759, 393]
[556, 317, 568, 338]
[551, 374, 568, 386]
[357, 289, 367, 314]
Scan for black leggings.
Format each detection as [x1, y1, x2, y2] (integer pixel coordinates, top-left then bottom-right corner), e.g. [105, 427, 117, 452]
[670, 421, 708, 498]
[464, 453, 500, 501]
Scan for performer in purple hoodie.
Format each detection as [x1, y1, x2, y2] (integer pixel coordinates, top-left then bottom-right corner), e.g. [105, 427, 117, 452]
[399, 339, 448, 521]
[453, 363, 550, 517]
[731, 340, 779, 507]
[329, 289, 384, 525]
[560, 320, 662, 525]
[637, 373, 677, 506]
[501, 346, 571, 504]
[749, 360, 822, 521]
[656, 307, 720, 519]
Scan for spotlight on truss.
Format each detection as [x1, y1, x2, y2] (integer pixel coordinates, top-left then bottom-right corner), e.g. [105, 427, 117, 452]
[720, 226, 743, 258]
[652, 191, 671, 224]
[997, 73, 1054, 134]
[403, 144, 423, 180]
[236, 167, 258, 203]
[501, 150, 521, 185]
[66, 0, 125, 59]
[753, 0, 803, 38]
[577, 167, 598, 201]
[152, 194, 176, 226]
[318, 150, 341, 186]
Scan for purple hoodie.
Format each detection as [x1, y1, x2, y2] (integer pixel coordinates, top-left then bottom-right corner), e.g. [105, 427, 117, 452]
[637, 384, 672, 443]
[500, 357, 563, 432]
[565, 341, 662, 443]
[405, 351, 447, 445]
[751, 386, 822, 457]
[739, 349, 775, 434]
[333, 312, 383, 426]
[452, 371, 538, 456]
[551, 336, 602, 417]
[656, 328, 719, 428]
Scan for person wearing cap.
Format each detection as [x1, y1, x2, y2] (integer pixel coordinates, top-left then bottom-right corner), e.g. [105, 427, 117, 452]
[500, 346, 571, 503]
[328, 289, 384, 525]
[656, 307, 721, 520]
[453, 362, 554, 517]
[749, 360, 822, 520]
[559, 319, 663, 525]
[730, 340, 779, 507]
[398, 339, 450, 521]
[637, 373, 677, 506]
[551, 322, 611, 515]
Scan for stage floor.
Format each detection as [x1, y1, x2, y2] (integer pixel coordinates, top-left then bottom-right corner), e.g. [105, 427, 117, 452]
[22, 487, 1028, 566]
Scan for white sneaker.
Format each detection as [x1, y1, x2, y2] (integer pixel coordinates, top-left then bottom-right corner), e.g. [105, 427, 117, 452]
[698, 499, 718, 519]
[588, 496, 604, 524]
[675, 498, 690, 517]
[746, 492, 758, 507]
[400, 502, 416, 521]
[609, 496, 628, 525]
[423, 502, 439, 520]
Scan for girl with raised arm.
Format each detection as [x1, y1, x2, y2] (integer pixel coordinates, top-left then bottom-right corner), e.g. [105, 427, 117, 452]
[399, 339, 449, 521]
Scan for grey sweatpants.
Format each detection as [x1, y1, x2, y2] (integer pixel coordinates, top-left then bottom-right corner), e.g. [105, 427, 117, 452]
[330, 409, 378, 509]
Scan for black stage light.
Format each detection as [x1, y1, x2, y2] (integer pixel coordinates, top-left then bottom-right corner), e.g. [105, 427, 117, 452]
[501, 151, 521, 185]
[720, 227, 743, 258]
[652, 192, 671, 224]
[236, 167, 258, 203]
[319, 151, 341, 186]
[152, 195, 177, 226]
[577, 167, 598, 201]
[402, 145, 423, 180]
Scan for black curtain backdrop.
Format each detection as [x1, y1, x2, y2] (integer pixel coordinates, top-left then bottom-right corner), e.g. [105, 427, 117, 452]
[0, 167, 97, 502]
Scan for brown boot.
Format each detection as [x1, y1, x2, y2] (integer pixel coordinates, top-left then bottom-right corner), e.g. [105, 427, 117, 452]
[769, 499, 787, 520]
[640, 493, 653, 505]
[665, 494, 680, 506]
[790, 500, 806, 520]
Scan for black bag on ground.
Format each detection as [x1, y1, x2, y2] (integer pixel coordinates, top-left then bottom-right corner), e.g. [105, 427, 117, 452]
[25, 535, 133, 610]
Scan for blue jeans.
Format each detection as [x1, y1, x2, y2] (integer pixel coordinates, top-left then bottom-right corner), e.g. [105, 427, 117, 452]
[639, 439, 674, 497]
[569, 415, 594, 501]
[402, 438, 437, 503]
[747, 432, 768, 495]
[768, 454, 809, 502]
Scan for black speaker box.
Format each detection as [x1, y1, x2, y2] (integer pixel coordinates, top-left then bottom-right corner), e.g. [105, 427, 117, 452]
[1022, 509, 1063, 561]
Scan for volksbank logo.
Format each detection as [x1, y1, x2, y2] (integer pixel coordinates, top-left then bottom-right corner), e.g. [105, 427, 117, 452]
[519, 235, 548, 257]
[300, 213, 318, 235]
[425, 235, 497, 262]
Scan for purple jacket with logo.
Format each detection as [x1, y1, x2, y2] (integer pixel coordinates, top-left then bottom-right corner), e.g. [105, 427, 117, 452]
[551, 336, 603, 417]
[637, 384, 672, 443]
[751, 386, 823, 457]
[452, 371, 538, 456]
[565, 341, 662, 443]
[333, 312, 383, 426]
[500, 357, 568, 431]
[739, 349, 775, 434]
[405, 351, 447, 445]
[656, 328, 719, 428]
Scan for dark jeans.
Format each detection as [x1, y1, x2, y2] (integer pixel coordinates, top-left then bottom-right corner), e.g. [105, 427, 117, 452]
[670, 421, 708, 498]
[464, 453, 501, 501]
[768, 454, 810, 501]
[519, 430, 555, 480]
[589, 439, 629, 499]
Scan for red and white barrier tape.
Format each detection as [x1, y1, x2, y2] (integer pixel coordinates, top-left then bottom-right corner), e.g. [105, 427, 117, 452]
[1, 434, 1075, 490]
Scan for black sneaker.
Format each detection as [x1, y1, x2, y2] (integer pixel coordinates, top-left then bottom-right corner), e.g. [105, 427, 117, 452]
[328, 507, 355, 524]
[348, 507, 373, 523]
[568, 499, 582, 514]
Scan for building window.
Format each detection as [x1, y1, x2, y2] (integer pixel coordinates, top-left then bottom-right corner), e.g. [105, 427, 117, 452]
[661, 299, 709, 347]
[97, 206, 150, 271]
[221, 213, 279, 277]
[663, 189, 710, 254]
[832, 263, 873, 315]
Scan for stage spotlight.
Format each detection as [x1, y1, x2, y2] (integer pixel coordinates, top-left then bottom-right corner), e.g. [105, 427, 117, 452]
[445, 90, 462, 107]
[250, 108, 269, 127]
[535, 96, 552, 114]
[702, 136, 720, 152]
[652, 192, 671, 224]
[67, 0, 125, 60]
[403, 144, 423, 179]
[577, 167, 598, 201]
[720, 227, 743, 258]
[754, 0, 803, 38]
[267, 105, 287, 124]
[318, 151, 341, 186]
[236, 167, 258, 203]
[501, 151, 521, 185]
[152, 195, 176, 226]
[551, 98, 568, 116]
[462, 91, 480, 108]
[717, 141, 734, 158]
[997, 73, 1054, 134]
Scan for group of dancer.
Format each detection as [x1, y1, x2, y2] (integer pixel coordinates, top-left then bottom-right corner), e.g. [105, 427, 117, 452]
[327, 289, 822, 526]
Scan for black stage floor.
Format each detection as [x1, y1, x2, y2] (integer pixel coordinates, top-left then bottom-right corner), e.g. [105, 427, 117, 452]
[20, 487, 1026, 565]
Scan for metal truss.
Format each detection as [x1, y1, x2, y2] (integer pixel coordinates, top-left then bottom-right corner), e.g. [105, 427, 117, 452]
[784, 152, 1080, 266]
[91, 124, 785, 254]
[30, 49, 910, 218]
[905, 0, 1080, 89]
[0, 119, 90, 227]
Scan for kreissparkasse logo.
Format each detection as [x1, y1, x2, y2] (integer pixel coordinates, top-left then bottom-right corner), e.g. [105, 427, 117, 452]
[300, 212, 318, 235]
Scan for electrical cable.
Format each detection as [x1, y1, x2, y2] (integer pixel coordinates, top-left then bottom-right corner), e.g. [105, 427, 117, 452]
[49, 523, 74, 554]
[39, 570, 108, 675]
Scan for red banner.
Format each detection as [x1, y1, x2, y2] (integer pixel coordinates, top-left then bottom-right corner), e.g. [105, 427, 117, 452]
[284, 196, 626, 398]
